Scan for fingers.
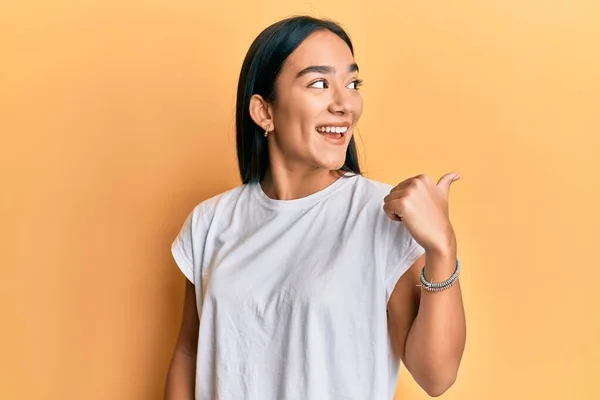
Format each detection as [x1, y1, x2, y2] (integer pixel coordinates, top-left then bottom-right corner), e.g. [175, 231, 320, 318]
[383, 191, 408, 220]
[390, 174, 422, 192]
[436, 172, 460, 201]
[386, 213, 402, 222]
[436, 172, 460, 188]
[383, 188, 408, 203]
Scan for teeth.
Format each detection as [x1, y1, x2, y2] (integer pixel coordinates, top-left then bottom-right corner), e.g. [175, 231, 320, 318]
[316, 126, 348, 134]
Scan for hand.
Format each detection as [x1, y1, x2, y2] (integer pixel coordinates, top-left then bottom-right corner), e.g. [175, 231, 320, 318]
[383, 173, 460, 254]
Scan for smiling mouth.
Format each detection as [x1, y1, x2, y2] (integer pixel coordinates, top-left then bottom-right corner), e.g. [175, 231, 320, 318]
[315, 125, 349, 140]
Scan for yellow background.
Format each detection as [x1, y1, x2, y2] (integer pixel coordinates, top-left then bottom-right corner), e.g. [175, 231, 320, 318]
[1, 0, 599, 399]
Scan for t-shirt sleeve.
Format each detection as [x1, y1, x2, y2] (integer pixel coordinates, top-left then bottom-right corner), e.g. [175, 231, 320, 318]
[171, 211, 196, 284]
[383, 218, 426, 303]
[172, 202, 212, 286]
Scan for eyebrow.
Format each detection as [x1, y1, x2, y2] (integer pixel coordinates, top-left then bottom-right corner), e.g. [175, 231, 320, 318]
[295, 63, 359, 78]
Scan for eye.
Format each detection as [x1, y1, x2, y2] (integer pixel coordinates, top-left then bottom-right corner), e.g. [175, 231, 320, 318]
[308, 79, 328, 89]
[347, 79, 364, 90]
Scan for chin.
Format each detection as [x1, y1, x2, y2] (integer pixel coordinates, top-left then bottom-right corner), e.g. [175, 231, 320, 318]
[316, 155, 347, 171]
[309, 141, 350, 171]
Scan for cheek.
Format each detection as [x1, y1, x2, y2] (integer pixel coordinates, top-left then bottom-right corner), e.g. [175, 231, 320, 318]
[299, 95, 327, 122]
[276, 91, 321, 124]
[272, 107, 314, 151]
[287, 98, 326, 137]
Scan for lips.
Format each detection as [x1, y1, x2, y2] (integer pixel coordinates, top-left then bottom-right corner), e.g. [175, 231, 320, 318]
[315, 124, 351, 143]
[315, 126, 349, 135]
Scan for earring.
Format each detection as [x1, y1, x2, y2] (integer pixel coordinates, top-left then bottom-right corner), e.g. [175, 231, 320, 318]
[264, 125, 270, 138]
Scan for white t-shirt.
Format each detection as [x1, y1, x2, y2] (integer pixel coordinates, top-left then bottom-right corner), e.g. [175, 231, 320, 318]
[171, 172, 425, 400]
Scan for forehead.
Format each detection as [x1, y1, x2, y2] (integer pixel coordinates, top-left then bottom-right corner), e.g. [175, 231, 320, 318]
[283, 30, 355, 72]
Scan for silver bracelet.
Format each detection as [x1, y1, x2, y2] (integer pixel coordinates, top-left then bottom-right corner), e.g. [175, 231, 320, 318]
[419, 257, 461, 292]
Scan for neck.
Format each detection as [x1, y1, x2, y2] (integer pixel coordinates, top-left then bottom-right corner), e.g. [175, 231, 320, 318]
[260, 165, 344, 201]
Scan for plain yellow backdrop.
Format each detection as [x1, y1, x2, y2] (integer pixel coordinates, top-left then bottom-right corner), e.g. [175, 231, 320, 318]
[1, 0, 599, 399]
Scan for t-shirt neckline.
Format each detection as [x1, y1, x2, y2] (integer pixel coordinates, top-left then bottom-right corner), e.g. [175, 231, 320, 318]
[251, 172, 357, 210]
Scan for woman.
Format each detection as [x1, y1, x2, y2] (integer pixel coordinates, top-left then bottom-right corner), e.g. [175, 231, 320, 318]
[165, 16, 466, 400]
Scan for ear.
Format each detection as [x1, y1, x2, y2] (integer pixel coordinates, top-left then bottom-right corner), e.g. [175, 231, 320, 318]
[249, 94, 274, 132]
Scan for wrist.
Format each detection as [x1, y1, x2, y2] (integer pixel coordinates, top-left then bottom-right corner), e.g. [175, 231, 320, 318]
[425, 236, 457, 260]
[424, 239, 457, 283]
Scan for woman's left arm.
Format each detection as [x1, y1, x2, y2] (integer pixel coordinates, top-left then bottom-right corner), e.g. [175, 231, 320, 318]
[383, 172, 467, 396]
[388, 246, 466, 397]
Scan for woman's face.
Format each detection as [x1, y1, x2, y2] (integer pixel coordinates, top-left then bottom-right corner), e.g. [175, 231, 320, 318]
[269, 29, 364, 172]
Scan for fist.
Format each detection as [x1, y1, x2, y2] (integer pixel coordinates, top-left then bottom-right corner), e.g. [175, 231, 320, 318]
[383, 173, 460, 253]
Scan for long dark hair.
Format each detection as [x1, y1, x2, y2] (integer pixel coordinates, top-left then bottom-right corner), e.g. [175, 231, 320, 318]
[235, 16, 362, 184]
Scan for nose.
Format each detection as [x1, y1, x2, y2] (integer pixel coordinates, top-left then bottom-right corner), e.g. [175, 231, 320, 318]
[328, 84, 353, 115]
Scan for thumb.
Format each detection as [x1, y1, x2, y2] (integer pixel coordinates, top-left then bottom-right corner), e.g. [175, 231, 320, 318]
[436, 172, 460, 199]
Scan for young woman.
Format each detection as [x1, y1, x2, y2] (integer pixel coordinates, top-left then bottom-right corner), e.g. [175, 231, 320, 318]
[165, 15, 466, 400]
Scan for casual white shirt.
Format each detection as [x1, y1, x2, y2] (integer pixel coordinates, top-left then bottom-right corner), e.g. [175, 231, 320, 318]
[171, 173, 425, 400]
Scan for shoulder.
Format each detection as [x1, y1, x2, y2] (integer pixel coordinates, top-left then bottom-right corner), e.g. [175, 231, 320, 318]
[338, 174, 399, 233]
[185, 183, 249, 228]
[349, 174, 395, 205]
[350, 174, 419, 245]
[354, 174, 394, 193]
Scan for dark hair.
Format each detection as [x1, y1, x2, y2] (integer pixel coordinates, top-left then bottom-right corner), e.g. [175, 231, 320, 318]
[235, 16, 362, 184]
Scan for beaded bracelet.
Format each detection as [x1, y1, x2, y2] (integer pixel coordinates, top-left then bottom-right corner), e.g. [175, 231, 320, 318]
[419, 257, 461, 292]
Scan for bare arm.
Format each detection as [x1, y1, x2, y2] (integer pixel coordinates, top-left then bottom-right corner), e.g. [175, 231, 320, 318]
[164, 279, 199, 400]
[387, 249, 466, 397]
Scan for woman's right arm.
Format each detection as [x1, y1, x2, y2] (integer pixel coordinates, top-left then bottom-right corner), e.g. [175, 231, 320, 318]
[164, 279, 199, 400]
